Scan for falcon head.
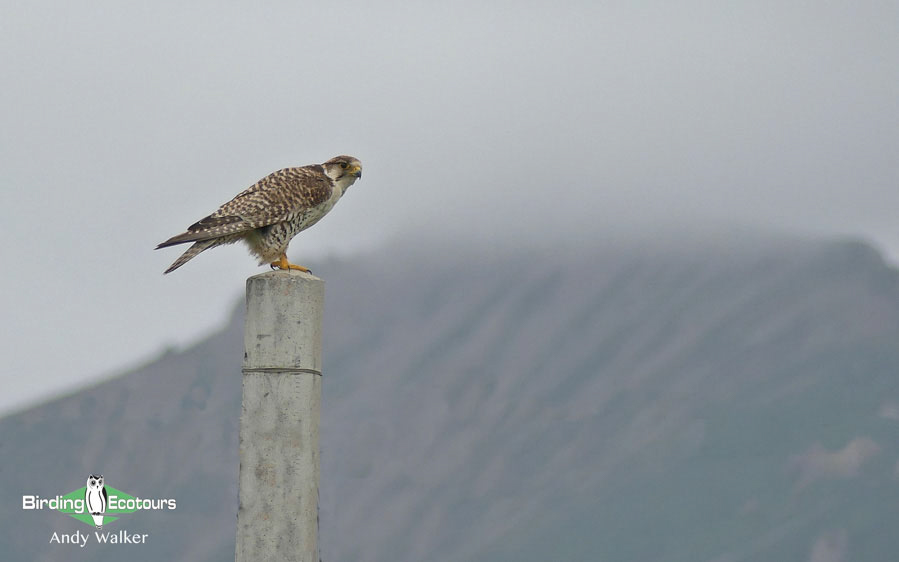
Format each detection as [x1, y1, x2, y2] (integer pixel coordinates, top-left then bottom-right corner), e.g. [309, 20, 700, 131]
[322, 155, 362, 188]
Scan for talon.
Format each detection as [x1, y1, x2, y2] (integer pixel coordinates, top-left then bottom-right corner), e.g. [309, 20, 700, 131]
[270, 254, 310, 273]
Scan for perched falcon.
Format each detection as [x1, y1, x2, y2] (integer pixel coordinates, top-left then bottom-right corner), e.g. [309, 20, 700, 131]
[157, 155, 362, 274]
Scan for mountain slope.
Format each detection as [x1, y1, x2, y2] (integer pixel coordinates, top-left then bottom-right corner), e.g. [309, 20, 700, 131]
[3, 237, 899, 561]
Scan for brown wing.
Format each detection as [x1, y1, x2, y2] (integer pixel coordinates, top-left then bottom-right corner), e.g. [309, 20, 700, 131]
[157, 165, 333, 248]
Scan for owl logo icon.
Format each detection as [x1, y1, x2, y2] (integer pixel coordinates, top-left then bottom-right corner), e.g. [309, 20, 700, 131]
[84, 474, 108, 529]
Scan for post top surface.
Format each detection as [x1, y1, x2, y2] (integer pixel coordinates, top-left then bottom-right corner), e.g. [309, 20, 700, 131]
[247, 270, 323, 283]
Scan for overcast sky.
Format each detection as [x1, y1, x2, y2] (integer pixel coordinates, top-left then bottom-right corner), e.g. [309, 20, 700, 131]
[1, 1, 897, 414]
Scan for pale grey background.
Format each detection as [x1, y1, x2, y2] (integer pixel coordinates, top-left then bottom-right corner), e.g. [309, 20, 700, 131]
[1, 1, 897, 414]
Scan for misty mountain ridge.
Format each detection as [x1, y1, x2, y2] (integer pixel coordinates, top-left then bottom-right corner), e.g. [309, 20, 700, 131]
[2, 234, 899, 561]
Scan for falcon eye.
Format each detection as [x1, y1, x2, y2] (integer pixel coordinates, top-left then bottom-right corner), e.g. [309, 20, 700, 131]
[339, 162, 348, 169]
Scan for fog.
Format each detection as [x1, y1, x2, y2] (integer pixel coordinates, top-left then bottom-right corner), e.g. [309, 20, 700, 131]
[1, 1, 896, 413]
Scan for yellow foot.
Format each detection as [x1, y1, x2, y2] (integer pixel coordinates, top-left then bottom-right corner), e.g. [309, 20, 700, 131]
[270, 254, 311, 273]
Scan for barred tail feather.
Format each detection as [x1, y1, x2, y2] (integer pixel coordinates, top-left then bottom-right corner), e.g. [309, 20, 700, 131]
[163, 240, 218, 274]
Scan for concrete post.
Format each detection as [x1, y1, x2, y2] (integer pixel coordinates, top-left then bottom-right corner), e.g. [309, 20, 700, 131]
[236, 271, 324, 562]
